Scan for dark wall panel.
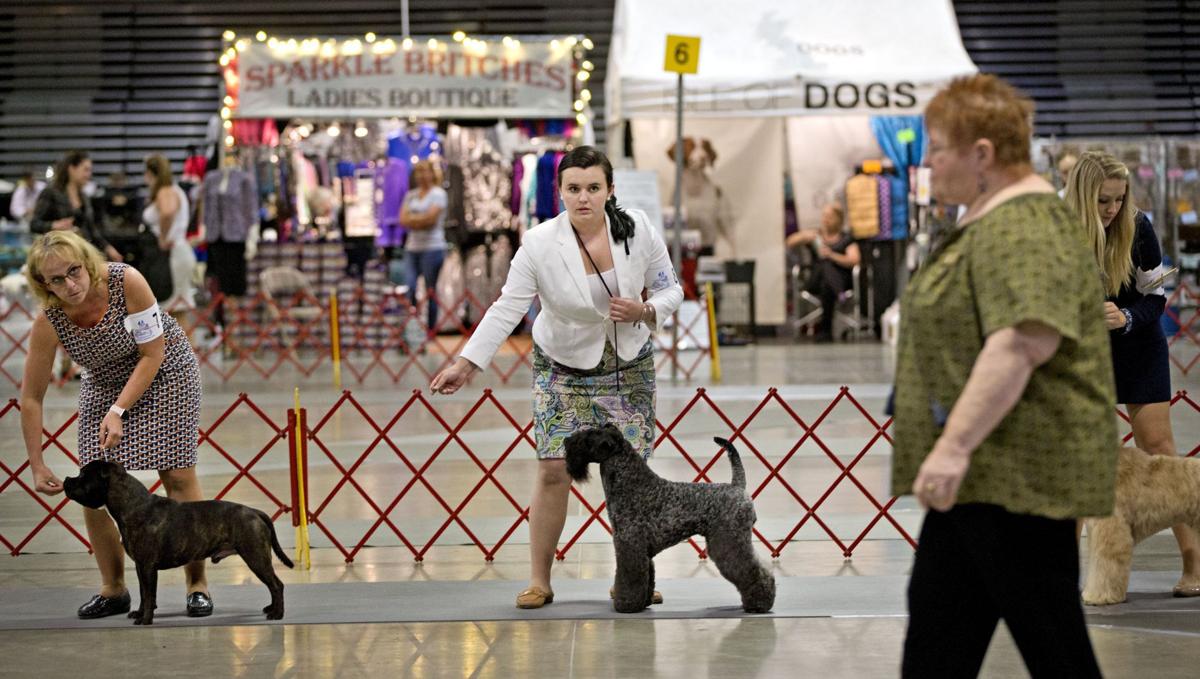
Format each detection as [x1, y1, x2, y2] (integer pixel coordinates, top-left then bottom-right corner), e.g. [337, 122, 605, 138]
[2, 1, 1195, 184]
[953, 0, 1199, 137]
[0, 1, 614, 181]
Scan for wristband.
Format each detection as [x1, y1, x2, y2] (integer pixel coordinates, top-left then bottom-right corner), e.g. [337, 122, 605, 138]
[1121, 308, 1133, 335]
[109, 404, 127, 420]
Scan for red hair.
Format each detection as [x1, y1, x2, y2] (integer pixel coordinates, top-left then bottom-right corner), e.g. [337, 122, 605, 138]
[925, 74, 1034, 168]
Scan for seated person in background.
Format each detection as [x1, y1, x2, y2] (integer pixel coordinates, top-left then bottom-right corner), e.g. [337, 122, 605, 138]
[787, 203, 860, 342]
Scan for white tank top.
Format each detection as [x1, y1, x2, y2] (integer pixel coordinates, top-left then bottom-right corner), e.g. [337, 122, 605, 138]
[143, 184, 190, 245]
[587, 268, 618, 313]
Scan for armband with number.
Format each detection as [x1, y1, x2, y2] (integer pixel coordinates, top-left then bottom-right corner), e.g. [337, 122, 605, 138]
[123, 303, 164, 344]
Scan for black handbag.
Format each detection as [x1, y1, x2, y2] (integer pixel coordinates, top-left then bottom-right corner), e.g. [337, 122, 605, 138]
[130, 223, 174, 302]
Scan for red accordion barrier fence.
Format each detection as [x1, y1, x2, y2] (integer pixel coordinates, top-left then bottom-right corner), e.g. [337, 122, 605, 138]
[5, 280, 1199, 389]
[4, 388, 1198, 561]
[0, 286, 715, 388]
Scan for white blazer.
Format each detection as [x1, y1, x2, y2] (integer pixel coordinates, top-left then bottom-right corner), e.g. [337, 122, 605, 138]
[460, 208, 684, 370]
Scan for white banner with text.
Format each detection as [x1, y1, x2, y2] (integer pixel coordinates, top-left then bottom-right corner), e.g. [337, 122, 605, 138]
[233, 39, 575, 119]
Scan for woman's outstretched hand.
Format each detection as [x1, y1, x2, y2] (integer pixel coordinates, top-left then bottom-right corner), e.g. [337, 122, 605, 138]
[430, 358, 480, 395]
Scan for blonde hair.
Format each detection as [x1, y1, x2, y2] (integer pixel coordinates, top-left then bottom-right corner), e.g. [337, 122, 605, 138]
[144, 153, 174, 197]
[411, 159, 442, 186]
[1064, 150, 1135, 297]
[823, 203, 845, 229]
[25, 231, 107, 308]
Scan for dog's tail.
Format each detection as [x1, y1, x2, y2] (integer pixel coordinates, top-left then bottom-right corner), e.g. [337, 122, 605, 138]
[713, 437, 746, 488]
[262, 512, 295, 569]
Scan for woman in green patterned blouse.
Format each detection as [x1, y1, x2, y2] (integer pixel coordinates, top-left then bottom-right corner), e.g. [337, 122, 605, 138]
[893, 74, 1117, 678]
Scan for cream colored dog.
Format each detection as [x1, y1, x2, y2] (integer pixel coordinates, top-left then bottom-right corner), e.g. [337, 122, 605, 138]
[1082, 447, 1200, 605]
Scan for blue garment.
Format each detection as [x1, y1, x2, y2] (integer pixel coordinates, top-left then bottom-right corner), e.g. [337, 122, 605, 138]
[869, 116, 923, 241]
[886, 174, 908, 240]
[407, 248, 447, 333]
[870, 116, 925, 169]
[535, 152, 561, 223]
[1110, 212, 1170, 404]
[388, 124, 441, 162]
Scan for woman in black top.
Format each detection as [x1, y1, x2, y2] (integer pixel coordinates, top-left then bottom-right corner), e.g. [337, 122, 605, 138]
[1065, 150, 1200, 596]
[788, 203, 860, 342]
[31, 150, 122, 263]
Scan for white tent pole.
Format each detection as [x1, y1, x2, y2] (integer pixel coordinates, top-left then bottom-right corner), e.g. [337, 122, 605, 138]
[401, 0, 410, 38]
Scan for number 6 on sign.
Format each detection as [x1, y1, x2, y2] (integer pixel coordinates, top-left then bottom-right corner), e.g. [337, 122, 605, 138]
[664, 35, 701, 74]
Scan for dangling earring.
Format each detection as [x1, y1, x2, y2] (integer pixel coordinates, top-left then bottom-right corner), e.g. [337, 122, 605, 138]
[977, 173, 988, 196]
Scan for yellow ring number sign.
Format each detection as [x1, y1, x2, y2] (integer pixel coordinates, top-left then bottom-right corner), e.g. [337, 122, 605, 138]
[664, 35, 701, 74]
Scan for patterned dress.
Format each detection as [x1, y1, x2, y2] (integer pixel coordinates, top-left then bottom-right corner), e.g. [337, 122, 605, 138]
[46, 263, 202, 470]
[532, 339, 656, 460]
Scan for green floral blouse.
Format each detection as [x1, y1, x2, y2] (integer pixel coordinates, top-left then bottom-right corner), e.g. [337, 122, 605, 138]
[891, 192, 1118, 519]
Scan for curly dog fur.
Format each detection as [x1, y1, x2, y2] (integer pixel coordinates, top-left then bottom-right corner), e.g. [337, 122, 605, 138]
[1082, 447, 1200, 605]
[564, 425, 776, 614]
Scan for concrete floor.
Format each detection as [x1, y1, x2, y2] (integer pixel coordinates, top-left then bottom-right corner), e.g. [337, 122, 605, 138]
[3, 339, 1200, 678]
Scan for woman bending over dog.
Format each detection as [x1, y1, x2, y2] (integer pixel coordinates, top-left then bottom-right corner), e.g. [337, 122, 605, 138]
[21, 231, 210, 619]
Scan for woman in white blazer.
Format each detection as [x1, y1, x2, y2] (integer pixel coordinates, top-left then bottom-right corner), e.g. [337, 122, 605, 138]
[431, 146, 683, 609]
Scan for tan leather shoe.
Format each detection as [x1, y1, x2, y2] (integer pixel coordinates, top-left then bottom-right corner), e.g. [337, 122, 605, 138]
[1173, 578, 1200, 598]
[516, 586, 554, 609]
[609, 586, 664, 605]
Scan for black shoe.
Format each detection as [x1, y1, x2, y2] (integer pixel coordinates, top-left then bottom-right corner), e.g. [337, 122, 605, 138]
[77, 591, 131, 619]
[186, 591, 214, 617]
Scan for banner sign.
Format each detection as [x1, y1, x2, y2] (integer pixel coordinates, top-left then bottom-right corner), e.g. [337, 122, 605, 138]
[610, 0, 977, 118]
[620, 77, 938, 117]
[232, 38, 575, 119]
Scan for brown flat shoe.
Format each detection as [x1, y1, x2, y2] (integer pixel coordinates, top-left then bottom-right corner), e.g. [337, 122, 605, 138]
[609, 586, 664, 605]
[516, 586, 554, 609]
[1173, 580, 1200, 597]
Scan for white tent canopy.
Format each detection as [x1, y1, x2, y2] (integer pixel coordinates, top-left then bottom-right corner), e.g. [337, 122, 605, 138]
[606, 0, 977, 121]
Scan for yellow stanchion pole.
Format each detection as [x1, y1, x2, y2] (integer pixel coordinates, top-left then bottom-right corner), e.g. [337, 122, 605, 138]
[329, 288, 342, 391]
[705, 282, 722, 382]
[292, 387, 312, 570]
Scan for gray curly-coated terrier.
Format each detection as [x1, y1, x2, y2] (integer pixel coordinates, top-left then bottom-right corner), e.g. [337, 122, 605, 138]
[564, 425, 776, 614]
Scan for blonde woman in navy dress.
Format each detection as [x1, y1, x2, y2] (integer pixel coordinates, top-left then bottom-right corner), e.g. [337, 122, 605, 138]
[20, 231, 210, 619]
[1065, 150, 1200, 596]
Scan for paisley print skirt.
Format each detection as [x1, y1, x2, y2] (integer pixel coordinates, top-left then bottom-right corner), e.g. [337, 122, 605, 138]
[531, 340, 656, 460]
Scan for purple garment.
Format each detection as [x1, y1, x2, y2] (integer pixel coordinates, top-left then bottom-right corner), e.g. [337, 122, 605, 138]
[375, 158, 410, 228]
[873, 174, 892, 241]
[511, 155, 525, 215]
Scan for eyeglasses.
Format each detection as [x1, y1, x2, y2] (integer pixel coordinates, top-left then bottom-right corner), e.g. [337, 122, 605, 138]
[43, 264, 84, 288]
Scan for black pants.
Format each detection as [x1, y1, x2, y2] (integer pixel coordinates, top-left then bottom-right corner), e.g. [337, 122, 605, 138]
[902, 504, 1101, 679]
[805, 261, 851, 339]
